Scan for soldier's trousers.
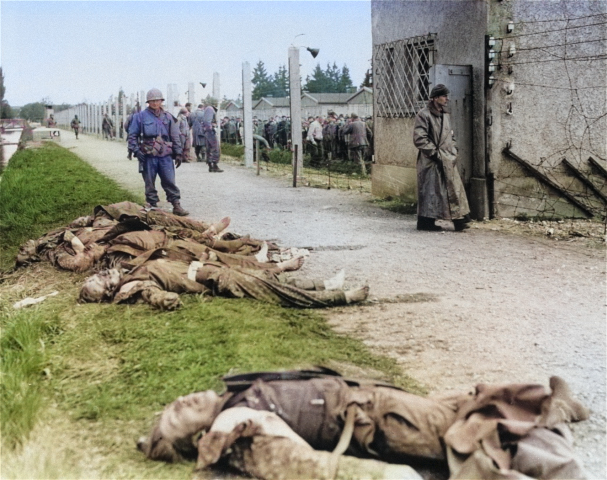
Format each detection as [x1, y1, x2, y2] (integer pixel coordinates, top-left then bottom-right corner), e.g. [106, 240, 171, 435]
[142, 155, 181, 205]
[204, 130, 220, 165]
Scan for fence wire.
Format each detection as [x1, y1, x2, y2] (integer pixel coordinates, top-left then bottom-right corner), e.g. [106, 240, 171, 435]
[220, 142, 372, 194]
[494, 13, 607, 221]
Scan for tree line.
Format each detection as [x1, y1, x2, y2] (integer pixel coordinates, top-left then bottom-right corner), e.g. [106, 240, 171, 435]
[251, 60, 356, 100]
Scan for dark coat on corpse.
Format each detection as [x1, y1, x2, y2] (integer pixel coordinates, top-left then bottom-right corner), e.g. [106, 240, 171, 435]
[413, 101, 470, 220]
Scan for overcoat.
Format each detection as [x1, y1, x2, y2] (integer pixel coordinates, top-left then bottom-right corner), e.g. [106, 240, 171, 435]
[413, 102, 470, 220]
[189, 108, 206, 147]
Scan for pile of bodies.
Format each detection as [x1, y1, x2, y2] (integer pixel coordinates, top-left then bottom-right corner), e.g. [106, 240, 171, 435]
[15, 201, 368, 310]
[138, 369, 590, 480]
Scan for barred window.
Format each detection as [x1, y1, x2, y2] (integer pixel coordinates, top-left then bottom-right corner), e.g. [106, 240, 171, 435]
[374, 34, 436, 118]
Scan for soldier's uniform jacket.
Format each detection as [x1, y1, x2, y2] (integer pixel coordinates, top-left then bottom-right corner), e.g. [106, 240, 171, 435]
[128, 108, 183, 158]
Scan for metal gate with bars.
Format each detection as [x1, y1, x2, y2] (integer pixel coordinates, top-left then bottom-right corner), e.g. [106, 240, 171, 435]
[373, 33, 437, 118]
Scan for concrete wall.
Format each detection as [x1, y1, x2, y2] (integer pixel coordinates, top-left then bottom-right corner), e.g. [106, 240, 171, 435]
[487, 0, 607, 219]
[371, 0, 488, 217]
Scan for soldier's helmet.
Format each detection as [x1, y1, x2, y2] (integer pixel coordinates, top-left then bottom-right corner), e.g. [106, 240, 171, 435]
[146, 88, 165, 102]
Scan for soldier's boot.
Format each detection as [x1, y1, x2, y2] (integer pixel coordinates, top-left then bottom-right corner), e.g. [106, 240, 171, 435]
[211, 163, 224, 173]
[172, 201, 189, 217]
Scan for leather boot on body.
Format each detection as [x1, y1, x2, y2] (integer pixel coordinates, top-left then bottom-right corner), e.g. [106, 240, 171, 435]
[172, 201, 189, 216]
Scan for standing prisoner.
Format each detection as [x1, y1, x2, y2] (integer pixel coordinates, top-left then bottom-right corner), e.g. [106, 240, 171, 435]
[413, 84, 470, 231]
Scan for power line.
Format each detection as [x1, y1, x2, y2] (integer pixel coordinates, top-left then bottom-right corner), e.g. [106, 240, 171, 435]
[503, 54, 607, 65]
[516, 12, 607, 24]
[495, 20, 607, 39]
[516, 13, 607, 24]
[510, 37, 607, 52]
[494, 79, 607, 91]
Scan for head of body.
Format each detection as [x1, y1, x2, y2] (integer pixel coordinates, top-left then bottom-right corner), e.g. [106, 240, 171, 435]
[137, 390, 229, 462]
[351, 113, 359, 121]
[178, 107, 188, 117]
[185, 102, 192, 112]
[146, 88, 165, 113]
[430, 84, 450, 112]
[79, 268, 123, 302]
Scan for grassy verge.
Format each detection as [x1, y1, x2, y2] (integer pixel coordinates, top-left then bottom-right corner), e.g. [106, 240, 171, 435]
[220, 142, 244, 158]
[371, 197, 418, 215]
[1, 142, 420, 478]
[0, 142, 142, 271]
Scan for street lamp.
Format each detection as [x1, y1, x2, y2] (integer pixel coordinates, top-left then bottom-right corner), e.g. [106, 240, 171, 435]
[289, 43, 319, 186]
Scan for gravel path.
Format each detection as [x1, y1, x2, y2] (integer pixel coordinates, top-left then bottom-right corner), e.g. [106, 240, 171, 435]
[61, 130, 606, 478]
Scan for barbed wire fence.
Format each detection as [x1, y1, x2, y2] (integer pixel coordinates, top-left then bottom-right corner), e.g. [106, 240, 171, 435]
[492, 11, 607, 225]
[220, 129, 373, 194]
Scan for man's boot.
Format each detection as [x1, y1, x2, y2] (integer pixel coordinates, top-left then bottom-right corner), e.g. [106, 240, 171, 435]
[417, 216, 442, 231]
[453, 218, 470, 232]
[211, 163, 224, 173]
[172, 201, 189, 216]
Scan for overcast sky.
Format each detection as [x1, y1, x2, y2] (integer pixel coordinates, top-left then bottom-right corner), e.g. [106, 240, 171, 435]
[1, 0, 372, 107]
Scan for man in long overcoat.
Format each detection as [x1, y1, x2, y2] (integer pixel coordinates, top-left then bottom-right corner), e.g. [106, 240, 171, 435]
[189, 104, 207, 162]
[413, 84, 471, 231]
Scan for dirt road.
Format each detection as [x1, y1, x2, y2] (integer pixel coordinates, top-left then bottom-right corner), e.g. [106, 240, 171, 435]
[61, 130, 606, 477]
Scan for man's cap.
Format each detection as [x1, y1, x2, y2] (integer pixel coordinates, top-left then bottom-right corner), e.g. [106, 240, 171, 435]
[430, 84, 450, 98]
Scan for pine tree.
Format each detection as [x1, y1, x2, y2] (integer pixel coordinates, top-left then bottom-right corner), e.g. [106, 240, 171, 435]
[252, 60, 274, 100]
[360, 69, 372, 88]
[304, 64, 330, 93]
[338, 65, 355, 93]
[272, 65, 289, 97]
[325, 63, 341, 93]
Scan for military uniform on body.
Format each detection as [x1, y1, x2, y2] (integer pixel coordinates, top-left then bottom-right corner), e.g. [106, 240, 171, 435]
[128, 88, 189, 216]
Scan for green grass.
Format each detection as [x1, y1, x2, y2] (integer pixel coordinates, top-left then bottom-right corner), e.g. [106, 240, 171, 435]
[49, 296, 409, 423]
[0, 142, 142, 271]
[220, 142, 244, 158]
[0, 142, 420, 476]
[371, 197, 418, 215]
[0, 306, 62, 449]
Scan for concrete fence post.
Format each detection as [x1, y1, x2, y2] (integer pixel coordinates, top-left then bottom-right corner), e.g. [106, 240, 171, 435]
[242, 61, 253, 168]
[188, 82, 196, 106]
[114, 94, 119, 140]
[121, 95, 127, 140]
[289, 46, 304, 184]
